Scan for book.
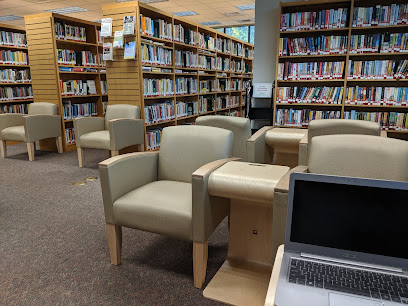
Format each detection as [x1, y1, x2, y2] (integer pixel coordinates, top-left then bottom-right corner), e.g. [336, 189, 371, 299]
[100, 18, 112, 37]
[123, 16, 135, 35]
[124, 41, 136, 59]
[113, 31, 124, 49]
[103, 42, 113, 61]
[344, 111, 408, 131]
[86, 80, 97, 95]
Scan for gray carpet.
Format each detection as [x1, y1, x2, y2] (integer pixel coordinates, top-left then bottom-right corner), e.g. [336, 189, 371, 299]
[0, 143, 228, 305]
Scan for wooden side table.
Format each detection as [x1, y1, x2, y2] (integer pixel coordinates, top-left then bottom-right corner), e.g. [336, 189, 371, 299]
[203, 162, 289, 306]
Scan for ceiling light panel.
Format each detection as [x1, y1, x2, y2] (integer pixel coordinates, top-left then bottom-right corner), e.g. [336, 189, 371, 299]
[0, 15, 23, 21]
[236, 4, 255, 11]
[117, 0, 168, 2]
[46, 7, 88, 14]
[173, 11, 198, 17]
[200, 21, 221, 26]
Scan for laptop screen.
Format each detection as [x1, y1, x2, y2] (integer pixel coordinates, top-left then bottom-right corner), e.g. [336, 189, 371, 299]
[290, 178, 408, 260]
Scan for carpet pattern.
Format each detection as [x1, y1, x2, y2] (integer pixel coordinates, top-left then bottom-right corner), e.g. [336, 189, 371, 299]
[0, 144, 227, 305]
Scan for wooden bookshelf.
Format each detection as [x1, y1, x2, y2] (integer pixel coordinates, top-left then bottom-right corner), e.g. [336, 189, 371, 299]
[275, 0, 408, 139]
[101, 1, 253, 151]
[0, 23, 33, 115]
[24, 13, 107, 152]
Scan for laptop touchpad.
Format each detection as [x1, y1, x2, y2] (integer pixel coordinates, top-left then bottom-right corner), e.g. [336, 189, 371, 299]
[329, 293, 382, 306]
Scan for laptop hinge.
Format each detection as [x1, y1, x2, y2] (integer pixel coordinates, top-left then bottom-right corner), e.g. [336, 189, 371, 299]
[301, 253, 403, 274]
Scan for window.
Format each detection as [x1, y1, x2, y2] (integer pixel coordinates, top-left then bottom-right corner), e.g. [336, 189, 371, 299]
[214, 25, 255, 43]
[249, 25, 255, 44]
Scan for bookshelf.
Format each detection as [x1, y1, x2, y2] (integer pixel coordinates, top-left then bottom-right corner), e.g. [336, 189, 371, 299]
[24, 13, 108, 152]
[0, 23, 33, 116]
[101, 1, 254, 151]
[275, 0, 408, 140]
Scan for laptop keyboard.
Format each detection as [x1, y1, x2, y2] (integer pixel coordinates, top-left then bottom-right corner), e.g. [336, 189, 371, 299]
[289, 258, 408, 304]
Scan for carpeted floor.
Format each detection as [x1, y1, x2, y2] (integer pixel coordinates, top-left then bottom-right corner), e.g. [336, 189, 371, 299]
[0, 143, 228, 305]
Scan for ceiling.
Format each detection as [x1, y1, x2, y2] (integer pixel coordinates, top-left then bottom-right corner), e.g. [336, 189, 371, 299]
[0, 0, 255, 28]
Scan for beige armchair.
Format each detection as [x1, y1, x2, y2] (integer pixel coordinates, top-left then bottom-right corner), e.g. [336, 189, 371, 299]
[298, 119, 384, 166]
[74, 104, 144, 167]
[0, 102, 62, 161]
[99, 125, 235, 288]
[196, 115, 251, 161]
[271, 134, 408, 260]
[247, 126, 306, 168]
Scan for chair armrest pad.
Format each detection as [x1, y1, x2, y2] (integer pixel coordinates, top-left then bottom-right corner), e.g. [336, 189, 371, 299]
[275, 165, 308, 193]
[247, 126, 273, 143]
[99, 151, 159, 224]
[246, 126, 274, 163]
[23, 114, 61, 142]
[0, 113, 24, 134]
[299, 131, 308, 144]
[192, 157, 241, 179]
[108, 118, 144, 150]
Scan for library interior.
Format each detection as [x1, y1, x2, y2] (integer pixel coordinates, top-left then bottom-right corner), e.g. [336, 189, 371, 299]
[0, 0, 407, 305]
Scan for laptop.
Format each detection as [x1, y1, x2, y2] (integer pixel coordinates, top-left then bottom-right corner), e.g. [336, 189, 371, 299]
[275, 172, 408, 306]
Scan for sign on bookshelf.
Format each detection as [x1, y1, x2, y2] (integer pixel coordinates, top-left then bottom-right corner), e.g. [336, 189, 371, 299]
[253, 83, 273, 98]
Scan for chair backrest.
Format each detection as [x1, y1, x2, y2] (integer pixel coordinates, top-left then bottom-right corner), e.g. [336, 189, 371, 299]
[308, 134, 408, 182]
[105, 104, 140, 129]
[28, 102, 58, 115]
[196, 115, 251, 161]
[308, 119, 381, 144]
[158, 125, 233, 183]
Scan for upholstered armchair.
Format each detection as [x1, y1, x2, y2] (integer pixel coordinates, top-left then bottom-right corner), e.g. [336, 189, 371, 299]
[298, 119, 385, 165]
[0, 102, 62, 161]
[74, 104, 144, 167]
[271, 134, 408, 260]
[99, 125, 236, 288]
[196, 115, 251, 161]
[246, 126, 306, 168]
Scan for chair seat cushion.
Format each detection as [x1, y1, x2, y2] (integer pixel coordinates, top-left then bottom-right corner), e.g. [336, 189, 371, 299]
[80, 130, 110, 150]
[265, 128, 306, 153]
[113, 180, 193, 241]
[0, 125, 25, 142]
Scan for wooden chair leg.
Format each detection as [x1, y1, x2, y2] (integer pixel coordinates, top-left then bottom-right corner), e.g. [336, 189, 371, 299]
[56, 136, 63, 153]
[27, 142, 35, 161]
[77, 148, 84, 167]
[106, 224, 122, 265]
[193, 240, 208, 288]
[137, 144, 144, 152]
[107, 150, 111, 158]
[0, 140, 6, 158]
[111, 150, 119, 157]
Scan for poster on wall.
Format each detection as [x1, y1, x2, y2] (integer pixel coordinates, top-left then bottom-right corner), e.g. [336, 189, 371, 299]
[253, 83, 273, 98]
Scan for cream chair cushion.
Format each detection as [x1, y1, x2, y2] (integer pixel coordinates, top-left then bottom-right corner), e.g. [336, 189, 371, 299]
[28, 102, 58, 115]
[158, 125, 233, 183]
[105, 104, 140, 129]
[309, 134, 408, 181]
[1, 126, 25, 142]
[113, 180, 192, 241]
[79, 130, 110, 150]
[196, 116, 251, 160]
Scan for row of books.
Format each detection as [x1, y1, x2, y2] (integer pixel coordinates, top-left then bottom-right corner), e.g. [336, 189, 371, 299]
[0, 86, 33, 101]
[275, 109, 341, 127]
[101, 81, 108, 95]
[280, 8, 348, 32]
[146, 128, 161, 151]
[347, 60, 408, 79]
[200, 80, 216, 93]
[350, 33, 408, 55]
[175, 77, 198, 95]
[62, 102, 98, 120]
[216, 95, 230, 110]
[60, 80, 97, 96]
[0, 69, 30, 83]
[199, 95, 215, 113]
[217, 79, 230, 92]
[139, 14, 172, 40]
[216, 57, 230, 72]
[176, 101, 199, 118]
[344, 111, 408, 131]
[57, 49, 98, 67]
[198, 55, 215, 70]
[277, 61, 345, 80]
[102, 101, 108, 115]
[229, 110, 241, 117]
[143, 78, 174, 97]
[65, 128, 76, 145]
[345, 86, 408, 106]
[0, 50, 28, 65]
[141, 44, 172, 66]
[230, 96, 240, 107]
[352, 4, 408, 28]
[144, 101, 175, 124]
[174, 25, 197, 45]
[0, 103, 29, 114]
[217, 38, 231, 54]
[175, 50, 197, 68]
[276, 86, 344, 104]
[232, 79, 242, 91]
[244, 47, 254, 59]
[58, 66, 98, 73]
[231, 59, 244, 73]
[199, 34, 215, 51]
[55, 21, 86, 42]
[279, 36, 348, 56]
[0, 31, 27, 48]
[232, 42, 243, 57]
